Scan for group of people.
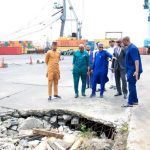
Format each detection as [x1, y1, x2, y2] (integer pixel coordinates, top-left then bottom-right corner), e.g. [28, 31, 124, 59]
[45, 36, 143, 107]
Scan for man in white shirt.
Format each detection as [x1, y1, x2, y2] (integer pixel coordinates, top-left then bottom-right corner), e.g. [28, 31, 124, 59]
[107, 40, 116, 89]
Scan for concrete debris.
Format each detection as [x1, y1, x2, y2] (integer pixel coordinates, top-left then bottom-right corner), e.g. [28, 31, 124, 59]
[50, 116, 58, 124]
[71, 117, 79, 125]
[18, 117, 43, 130]
[0, 110, 120, 150]
[28, 140, 40, 148]
[19, 130, 33, 136]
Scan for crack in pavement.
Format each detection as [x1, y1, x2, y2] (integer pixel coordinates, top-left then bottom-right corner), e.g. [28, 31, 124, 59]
[12, 82, 73, 87]
[0, 89, 27, 101]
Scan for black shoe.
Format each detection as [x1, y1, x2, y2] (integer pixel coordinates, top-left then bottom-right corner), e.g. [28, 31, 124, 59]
[133, 102, 138, 105]
[48, 96, 52, 101]
[124, 94, 127, 99]
[100, 95, 103, 98]
[109, 85, 114, 89]
[121, 104, 133, 107]
[114, 93, 122, 96]
[90, 94, 96, 98]
[54, 95, 61, 99]
[82, 94, 86, 97]
[113, 86, 117, 90]
[74, 94, 79, 98]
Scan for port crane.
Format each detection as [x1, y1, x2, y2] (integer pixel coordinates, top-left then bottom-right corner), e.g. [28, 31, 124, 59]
[143, 0, 150, 48]
[53, 0, 82, 39]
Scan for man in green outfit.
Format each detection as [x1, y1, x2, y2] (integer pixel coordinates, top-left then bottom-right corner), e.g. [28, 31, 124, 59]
[72, 44, 90, 98]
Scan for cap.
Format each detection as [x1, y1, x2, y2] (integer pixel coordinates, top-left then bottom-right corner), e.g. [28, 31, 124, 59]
[97, 43, 104, 47]
[52, 41, 57, 45]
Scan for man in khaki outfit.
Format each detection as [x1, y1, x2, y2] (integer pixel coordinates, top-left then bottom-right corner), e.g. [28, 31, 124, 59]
[45, 42, 61, 101]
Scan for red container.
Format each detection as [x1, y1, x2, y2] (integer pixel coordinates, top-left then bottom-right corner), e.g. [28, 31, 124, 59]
[0, 47, 22, 55]
[138, 47, 148, 55]
[57, 40, 87, 47]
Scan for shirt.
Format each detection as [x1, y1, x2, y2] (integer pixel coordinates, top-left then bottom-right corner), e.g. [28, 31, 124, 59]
[107, 46, 115, 68]
[73, 50, 89, 74]
[93, 50, 112, 74]
[125, 43, 143, 77]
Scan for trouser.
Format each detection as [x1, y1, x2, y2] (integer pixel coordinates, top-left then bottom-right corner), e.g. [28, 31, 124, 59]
[108, 69, 115, 86]
[108, 62, 115, 86]
[48, 78, 58, 96]
[115, 68, 128, 94]
[128, 75, 138, 105]
[73, 73, 86, 95]
[92, 73, 106, 96]
[86, 74, 93, 88]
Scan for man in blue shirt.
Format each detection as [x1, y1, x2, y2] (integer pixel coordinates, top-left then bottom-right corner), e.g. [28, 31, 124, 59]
[122, 36, 143, 107]
[72, 44, 89, 98]
[90, 43, 112, 98]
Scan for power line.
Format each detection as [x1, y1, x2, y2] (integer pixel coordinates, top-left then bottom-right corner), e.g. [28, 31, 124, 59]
[1, 0, 52, 39]
[27, 0, 51, 26]
[10, 17, 60, 40]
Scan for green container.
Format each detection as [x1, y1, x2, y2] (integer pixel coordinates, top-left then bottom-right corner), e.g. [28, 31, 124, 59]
[4, 42, 9, 47]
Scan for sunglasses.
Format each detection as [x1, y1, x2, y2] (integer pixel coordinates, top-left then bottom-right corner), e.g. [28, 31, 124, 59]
[99, 47, 103, 48]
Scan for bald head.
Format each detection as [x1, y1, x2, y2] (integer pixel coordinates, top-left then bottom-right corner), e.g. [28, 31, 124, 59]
[79, 44, 85, 52]
[122, 36, 131, 46]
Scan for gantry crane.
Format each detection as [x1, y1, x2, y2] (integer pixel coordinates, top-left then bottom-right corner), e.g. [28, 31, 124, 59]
[144, 0, 150, 49]
[53, 0, 82, 39]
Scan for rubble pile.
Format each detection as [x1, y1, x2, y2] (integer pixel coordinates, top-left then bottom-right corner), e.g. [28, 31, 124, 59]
[0, 110, 115, 150]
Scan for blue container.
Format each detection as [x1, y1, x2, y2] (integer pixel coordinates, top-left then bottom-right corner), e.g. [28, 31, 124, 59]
[148, 15, 150, 21]
[144, 39, 150, 47]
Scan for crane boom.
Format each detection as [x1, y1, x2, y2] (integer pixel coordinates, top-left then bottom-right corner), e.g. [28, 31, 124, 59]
[60, 0, 66, 37]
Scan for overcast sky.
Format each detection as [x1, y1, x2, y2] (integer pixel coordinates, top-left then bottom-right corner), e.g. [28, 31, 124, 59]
[0, 0, 149, 46]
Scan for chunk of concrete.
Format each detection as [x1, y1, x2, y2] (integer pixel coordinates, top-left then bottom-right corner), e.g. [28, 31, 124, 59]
[28, 140, 40, 148]
[63, 115, 72, 121]
[50, 116, 57, 124]
[19, 130, 33, 136]
[18, 117, 43, 130]
[34, 140, 47, 150]
[10, 125, 18, 131]
[71, 117, 79, 125]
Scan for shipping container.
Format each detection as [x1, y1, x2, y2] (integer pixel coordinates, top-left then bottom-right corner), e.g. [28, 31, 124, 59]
[57, 40, 87, 47]
[138, 47, 148, 55]
[0, 47, 22, 55]
[144, 40, 150, 47]
[57, 46, 78, 51]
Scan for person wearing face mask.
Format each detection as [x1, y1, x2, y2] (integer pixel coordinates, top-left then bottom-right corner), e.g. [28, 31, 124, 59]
[72, 44, 90, 98]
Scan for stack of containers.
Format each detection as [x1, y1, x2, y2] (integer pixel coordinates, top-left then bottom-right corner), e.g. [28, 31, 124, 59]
[0, 40, 34, 55]
[57, 38, 87, 51]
